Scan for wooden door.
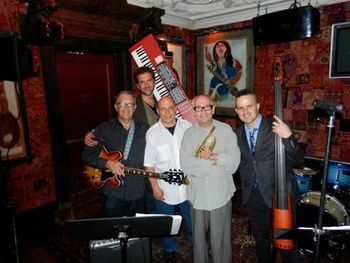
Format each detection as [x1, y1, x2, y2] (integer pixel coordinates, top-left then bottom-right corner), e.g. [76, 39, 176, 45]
[56, 52, 116, 218]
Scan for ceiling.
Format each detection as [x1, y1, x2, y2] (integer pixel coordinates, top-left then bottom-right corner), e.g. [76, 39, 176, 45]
[127, 0, 347, 30]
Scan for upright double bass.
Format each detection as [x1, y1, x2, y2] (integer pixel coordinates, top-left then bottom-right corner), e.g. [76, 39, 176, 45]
[272, 52, 295, 249]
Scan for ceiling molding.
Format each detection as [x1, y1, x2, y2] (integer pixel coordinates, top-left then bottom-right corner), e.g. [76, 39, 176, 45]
[128, 0, 349, 30]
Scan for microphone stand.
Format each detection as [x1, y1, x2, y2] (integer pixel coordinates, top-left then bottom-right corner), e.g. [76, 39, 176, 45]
[312, 109, 336, 263]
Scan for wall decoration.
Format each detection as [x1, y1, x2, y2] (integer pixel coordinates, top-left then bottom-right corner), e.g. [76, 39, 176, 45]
[197, 29, 255, 116]
[0, 81, 29, 161]
[167, 41, 186, 89]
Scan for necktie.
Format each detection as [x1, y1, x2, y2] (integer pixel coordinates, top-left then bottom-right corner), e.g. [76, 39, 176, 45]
[249, 128, 258, 188]
[249, 128, 258, 154]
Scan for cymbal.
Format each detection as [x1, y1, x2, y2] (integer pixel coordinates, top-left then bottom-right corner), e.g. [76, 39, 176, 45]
[293, 167, 317, 176]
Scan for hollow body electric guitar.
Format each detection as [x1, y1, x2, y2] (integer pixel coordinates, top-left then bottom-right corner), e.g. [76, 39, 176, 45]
[272, 52, 295, 249]
[84, 147, 190, 189]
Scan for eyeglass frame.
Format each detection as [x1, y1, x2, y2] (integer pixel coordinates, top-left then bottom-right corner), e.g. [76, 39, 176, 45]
[193, 104, 214, 112]
[115, 102, 136, 109]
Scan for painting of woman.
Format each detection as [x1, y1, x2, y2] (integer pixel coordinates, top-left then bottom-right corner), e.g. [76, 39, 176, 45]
[205, 40, 242, 107]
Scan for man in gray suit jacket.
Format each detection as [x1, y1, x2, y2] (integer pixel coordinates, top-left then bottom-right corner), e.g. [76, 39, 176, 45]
[235, 89, 304, 263]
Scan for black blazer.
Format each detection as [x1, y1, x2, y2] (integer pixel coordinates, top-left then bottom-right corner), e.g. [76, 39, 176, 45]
[236, 116, 304, 208]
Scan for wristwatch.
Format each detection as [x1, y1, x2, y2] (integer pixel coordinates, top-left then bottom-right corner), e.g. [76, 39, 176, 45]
[208, 153, 214, 161]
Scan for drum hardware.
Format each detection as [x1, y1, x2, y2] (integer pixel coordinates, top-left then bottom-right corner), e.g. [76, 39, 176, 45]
[293, 167, 317, 194]
[327, 162, 350, 190]
[295, 173, 312, 194]
[309, 101, 344, 263]
[296, 191, 350, 260]
[299, 225, 350, 233]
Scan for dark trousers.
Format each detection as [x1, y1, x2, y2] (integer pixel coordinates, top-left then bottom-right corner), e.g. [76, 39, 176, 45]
[246, 188, 301, 263]
[102, 195, 145, 217]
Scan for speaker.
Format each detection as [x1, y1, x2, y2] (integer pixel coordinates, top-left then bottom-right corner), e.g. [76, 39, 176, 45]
[253, 6, 320, 46]
[0, 37, 36, 81]
[90, 238, 151, 263]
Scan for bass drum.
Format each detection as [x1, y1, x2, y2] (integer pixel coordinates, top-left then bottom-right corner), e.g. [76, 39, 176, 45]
[296, 191, 349, 257]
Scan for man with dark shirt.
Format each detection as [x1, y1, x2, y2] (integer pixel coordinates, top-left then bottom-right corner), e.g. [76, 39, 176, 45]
[81, 90, 148, 217]
[84, 67, 159, 213]
[132, 66, 159, 126]
[234, 89, 304, 263]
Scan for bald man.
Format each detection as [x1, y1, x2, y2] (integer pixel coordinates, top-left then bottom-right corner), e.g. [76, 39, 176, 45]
[144, 96, 192, 263]
[180, 94, 240, 263]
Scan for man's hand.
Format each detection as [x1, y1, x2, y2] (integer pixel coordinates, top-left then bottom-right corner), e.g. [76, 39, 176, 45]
[199, 147, 218, 166]
[272, 115, 292, 138]
[152, 184, 165, 201]
[106, 160, 125, 175]
[85, 131, 98, 146]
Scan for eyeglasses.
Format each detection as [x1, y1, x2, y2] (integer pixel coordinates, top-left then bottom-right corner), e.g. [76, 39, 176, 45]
[193, 105, 214, 112]
[116, 102, 136, 108]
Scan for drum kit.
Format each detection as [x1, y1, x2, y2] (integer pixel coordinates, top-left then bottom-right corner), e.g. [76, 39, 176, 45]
[293, 163, 350, 261]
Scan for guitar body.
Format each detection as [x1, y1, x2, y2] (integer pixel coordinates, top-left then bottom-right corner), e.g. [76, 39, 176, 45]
[83, 147, 189, 189]
[84, 148, 124, 189]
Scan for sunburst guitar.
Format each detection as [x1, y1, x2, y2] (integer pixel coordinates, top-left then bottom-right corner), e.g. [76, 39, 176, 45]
[84, 147, 190, 189]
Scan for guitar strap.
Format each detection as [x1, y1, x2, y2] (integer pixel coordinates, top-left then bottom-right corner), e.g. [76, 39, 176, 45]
[123, 120, 135, 161]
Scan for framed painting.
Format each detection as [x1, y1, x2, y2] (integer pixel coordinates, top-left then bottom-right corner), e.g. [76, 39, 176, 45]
[0, 81, 30, 161]
[197, 29, 255, 116]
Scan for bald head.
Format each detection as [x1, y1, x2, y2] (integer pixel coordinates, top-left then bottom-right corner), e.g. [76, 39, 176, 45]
[192, 95, 214, 127]
[193, 95, 212, 106]
[157, 96, 177, 127]
[158, 96, 176, 108]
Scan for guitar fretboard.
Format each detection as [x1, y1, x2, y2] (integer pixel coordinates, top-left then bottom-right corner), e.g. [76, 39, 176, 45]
[123, 167, 162, 179]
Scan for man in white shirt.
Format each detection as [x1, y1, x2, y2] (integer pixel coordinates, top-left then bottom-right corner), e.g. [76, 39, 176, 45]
[144, 96, 192, 263]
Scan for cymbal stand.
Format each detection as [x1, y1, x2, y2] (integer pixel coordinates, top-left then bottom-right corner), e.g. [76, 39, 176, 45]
[312, 109, 336, 263]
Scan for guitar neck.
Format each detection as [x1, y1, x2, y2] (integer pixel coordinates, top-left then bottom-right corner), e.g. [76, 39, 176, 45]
[208, 65, 226, 84]
[123, 167, 162, 179]
[273, 53, 288, 209]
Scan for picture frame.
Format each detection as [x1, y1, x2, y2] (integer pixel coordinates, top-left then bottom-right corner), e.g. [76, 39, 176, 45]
[166, 41, 186, 90]
[0, 81, 30, 161]
[197, 29, 255, 116]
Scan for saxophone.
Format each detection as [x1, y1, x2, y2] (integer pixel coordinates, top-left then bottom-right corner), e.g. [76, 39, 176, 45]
[195, 126, 216, 157]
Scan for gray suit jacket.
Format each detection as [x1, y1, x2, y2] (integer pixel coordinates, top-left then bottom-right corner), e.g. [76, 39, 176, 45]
[236, 116, 304, 208]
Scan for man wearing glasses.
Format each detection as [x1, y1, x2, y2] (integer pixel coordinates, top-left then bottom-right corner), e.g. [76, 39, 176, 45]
[82, 90, 149, 217]
[84, 67, 159, 213]
[180, 94, 240, 263]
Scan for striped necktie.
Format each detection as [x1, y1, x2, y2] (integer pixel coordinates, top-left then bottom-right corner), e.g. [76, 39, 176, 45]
[249, 128, 258, 188]
[249, 128, 258, 154]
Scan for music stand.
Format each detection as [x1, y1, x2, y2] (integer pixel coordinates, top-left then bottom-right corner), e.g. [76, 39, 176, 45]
[65, 215, 181, 263]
